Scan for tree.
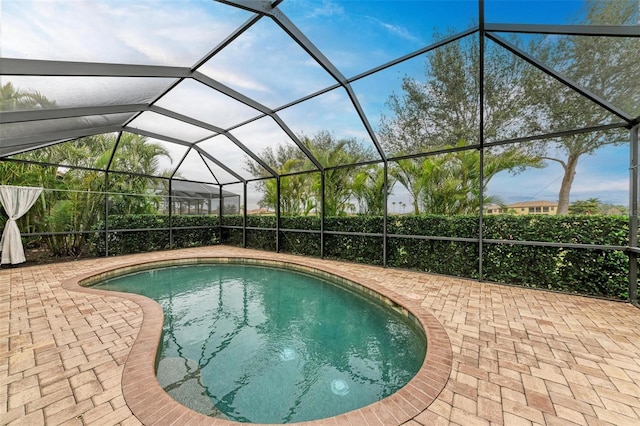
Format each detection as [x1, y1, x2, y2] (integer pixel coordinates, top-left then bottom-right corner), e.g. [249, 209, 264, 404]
[390, 158, 427, 214]
[259, 158, 314, 216]
[245, 143, 311, 215]
[379, 33, 543, 213]
[246, 131, 373, 217]
[528, 0, 639, 214]
[569, 198, 602, 215]
[379, 33, 540, 156]
[418, 143, 542, 215]
[305, 131, 373, 217]
[352, 164, 395, 215]
[107, 133, 171, 215]
[0, 82, 55, 110]
[1, 132, 171, 256]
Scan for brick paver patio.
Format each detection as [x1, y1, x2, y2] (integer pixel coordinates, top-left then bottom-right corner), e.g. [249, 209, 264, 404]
[2, 246, 640, 425]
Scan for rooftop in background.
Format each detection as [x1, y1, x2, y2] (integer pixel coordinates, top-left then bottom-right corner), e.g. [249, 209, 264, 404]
[485, 200, 558, 215]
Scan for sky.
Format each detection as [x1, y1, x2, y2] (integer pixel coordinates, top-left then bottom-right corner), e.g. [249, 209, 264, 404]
[1, 0, 636, 208]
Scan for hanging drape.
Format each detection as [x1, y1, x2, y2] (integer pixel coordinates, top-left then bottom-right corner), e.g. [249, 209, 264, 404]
[0, 185, 43, 265]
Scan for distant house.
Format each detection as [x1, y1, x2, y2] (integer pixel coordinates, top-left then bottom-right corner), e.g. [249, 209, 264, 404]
[158, 181, 240, 215]
[485, 200, 558, 215]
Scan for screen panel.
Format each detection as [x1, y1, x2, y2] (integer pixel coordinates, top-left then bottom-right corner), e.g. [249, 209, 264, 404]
[0, 0, 254, 66]
[281, 0, 479, 77]
[198, 17, 335, 109]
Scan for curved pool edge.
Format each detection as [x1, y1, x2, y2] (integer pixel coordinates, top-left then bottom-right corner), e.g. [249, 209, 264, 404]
[61, 251, 452, 425]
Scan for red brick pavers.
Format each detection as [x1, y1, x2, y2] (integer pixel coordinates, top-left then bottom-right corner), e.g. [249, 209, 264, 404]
[2, 246, 640, 425]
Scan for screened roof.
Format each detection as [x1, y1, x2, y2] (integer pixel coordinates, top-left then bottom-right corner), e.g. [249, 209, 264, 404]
[1, 0, 639, 187]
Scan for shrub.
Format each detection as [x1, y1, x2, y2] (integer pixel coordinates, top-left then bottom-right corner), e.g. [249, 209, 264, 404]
[93, 214, 219, 256]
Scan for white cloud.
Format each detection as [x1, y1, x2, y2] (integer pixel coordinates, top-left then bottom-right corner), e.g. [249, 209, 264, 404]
[1, 0, 245, 66]
[308, 0, 344, 18]
[365, 16, 422, 44]
[202, 68, 272, 94]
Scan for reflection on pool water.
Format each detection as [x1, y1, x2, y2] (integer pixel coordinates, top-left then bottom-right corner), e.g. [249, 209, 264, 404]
[95, 264, 426, 423]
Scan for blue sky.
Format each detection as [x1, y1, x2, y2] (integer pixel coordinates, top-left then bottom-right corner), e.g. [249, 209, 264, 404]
[1, 0, 634, 208]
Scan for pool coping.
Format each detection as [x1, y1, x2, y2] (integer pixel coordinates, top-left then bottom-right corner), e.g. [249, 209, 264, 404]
[62, 252, 452, 425]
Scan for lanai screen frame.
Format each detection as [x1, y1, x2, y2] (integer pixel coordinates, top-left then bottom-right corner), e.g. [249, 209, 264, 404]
[1, 0, 639, 303]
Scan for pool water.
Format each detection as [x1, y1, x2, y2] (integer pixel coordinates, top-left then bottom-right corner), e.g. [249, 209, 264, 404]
[96, 264, 426, 423]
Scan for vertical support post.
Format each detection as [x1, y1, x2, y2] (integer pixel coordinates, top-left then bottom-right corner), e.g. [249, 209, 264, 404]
[218, 184, 224, 245]
[104, 170, 109, 257]
[383, 161, 388, 267]
[104, 132, 122, 258]
[276, 177, 281, 253]
[629, 125, 639, 304]
[168, 179, 174, 249]
[477, 0, 485, 281]
[243, 182, 247, 248]
[320, 171, 325, 258]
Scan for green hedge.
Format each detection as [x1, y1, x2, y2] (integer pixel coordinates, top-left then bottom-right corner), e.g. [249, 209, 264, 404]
[388, 214, 478, 237]
[82, 213, 636, 300]
[387, 238, 479, 278]
[221, 214, 630, 299]
[93, 214, 219, 256]
[482, 215, 628, 299]
[280, 231, 321, 257]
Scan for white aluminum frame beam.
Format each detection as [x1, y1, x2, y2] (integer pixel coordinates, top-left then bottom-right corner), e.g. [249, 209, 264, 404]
[0, 104, 149, 124]
[1, 125, 123, 157]
[485, 23, 640, 37]
[1, 58, 191, 78]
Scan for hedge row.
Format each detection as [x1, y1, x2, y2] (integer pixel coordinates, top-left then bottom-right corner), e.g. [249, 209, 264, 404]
[219, 214, 631, 300]
[63, 213, 634, 299]
[93, 214, 219, 256]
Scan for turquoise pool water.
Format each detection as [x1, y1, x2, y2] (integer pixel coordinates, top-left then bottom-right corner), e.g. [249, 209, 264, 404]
[96, 263, 426, 423]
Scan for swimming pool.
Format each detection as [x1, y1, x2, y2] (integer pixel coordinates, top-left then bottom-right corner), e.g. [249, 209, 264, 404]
[94, 263, 426, 423]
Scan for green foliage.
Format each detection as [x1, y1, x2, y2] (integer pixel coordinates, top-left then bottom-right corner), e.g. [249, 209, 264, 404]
[172, 215, 220, 249]
[224, 229, 244, 247]
[379, 34, 539, 156]
[325, 216, 384, 233]
[568, 198, 627, 216]
[523, 1, 638, 214]
[221, 215, 242, 227]
[482, 215, 628, 298]
[390, 143, 542, 215]
[92, 214, 219, 256]
[228, 213, 630, 300]
[246, 229, 277, 252]
[246, 215, 277, 229]
[245, 131, 374, 216]
[281, 216, 321, 230]
[352, 164, 393, 215]
[280, 231, 321, 257]
[1, 132, 172, 256]
[388, 238, 479, 278]
[1, 82, 55, 111]
[388, 214, 478, 237]
[387, 214, 480, 276]
[325, 234, 384, 266]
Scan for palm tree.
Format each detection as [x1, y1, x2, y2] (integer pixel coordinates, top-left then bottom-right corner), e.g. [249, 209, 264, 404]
[352, 164, 395, 215]
[419, 142, 543, 215]
[3, 132, 172, 255]
[302, 131, 371, 217]
[259, 158, 313, 216]
[390, 158, 427, 214]
[0, 82, 55, 111]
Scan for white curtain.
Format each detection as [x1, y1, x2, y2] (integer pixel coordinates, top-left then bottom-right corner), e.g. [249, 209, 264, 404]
[0, 185, 43, 265]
